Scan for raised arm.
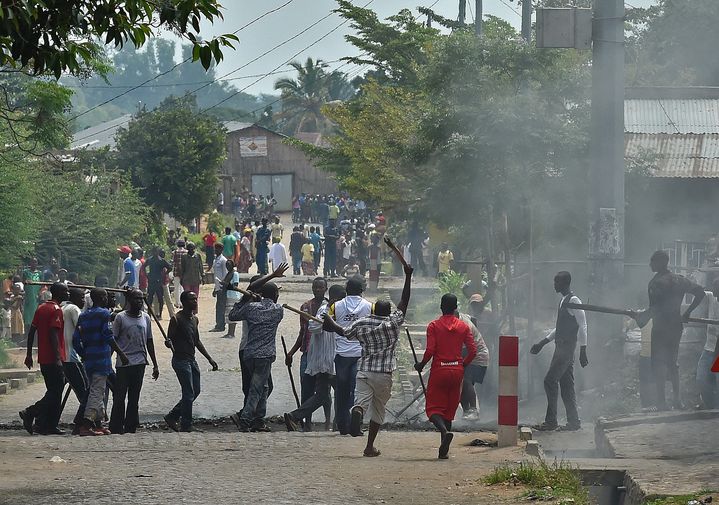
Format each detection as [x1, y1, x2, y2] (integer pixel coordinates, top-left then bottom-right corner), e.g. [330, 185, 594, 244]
[397, 262, 413, 314]
[244, 262, 289, 302]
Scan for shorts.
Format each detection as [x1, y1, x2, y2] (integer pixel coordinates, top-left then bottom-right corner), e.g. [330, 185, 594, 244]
[353, 371, 393, 424]
[464, 364, 487, 384]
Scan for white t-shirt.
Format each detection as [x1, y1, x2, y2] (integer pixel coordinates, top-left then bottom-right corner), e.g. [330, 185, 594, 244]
[268, 243, 288, 270]
[331, 295, 372, 357]
[61, 302, 81, 363]
[226, 271, 242, 302]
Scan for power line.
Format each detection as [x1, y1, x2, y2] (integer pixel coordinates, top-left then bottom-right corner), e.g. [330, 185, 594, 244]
[68, 0, 296, 121]
[202, 0, 375, 113]
[62, 60, 344, 89]
[497, 0, 522, 18]
[70, 58, 358, 145]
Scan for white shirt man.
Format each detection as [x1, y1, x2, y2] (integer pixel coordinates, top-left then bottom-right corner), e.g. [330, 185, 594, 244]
[268, 240, 288, 272]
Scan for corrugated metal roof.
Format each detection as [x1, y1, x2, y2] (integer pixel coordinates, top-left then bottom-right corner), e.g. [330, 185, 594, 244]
[71, 114, 133, 150]
[625, 99, 719, 134]
[223, 121, 254, 133]
[625, 133, 719, 177]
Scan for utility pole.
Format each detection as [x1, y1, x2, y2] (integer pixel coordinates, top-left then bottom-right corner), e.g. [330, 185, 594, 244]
[458, 0, 466, 26]
[588, 0, 625, 361]
[521, 0, 532, 42]
[475, 0, 483, 37]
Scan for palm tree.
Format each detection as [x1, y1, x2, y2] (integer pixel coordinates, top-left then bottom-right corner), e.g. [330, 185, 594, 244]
[274, 58, 354, 134]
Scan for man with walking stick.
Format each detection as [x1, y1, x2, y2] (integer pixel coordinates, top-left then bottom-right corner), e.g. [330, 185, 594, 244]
[322, 238, 413, 456]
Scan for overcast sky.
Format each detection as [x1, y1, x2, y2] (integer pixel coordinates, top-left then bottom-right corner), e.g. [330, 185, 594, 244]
[185, 0, 656, 95]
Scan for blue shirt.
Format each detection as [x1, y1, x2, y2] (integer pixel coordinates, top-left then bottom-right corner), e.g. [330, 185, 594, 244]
[309, 232, 322, 251]
[73, 307, 115, 376]
[123, 257, 135, 287]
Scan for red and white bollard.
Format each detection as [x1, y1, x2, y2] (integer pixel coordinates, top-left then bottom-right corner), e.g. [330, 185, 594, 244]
[497, 335, 519, 447]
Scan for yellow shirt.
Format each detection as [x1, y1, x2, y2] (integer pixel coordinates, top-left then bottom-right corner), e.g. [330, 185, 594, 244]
[271, 223, 283, 239]
[301, 243, 315, 262]
[438, 250, 454, 273]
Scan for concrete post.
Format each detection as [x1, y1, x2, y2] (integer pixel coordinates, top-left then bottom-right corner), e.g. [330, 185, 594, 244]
[498, 335, 519, 447]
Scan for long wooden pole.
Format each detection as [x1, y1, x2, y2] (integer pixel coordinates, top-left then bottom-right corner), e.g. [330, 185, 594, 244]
[282, 303, 322, 323]
[281, 336, 301, 409]
[565, 302, 719, 326]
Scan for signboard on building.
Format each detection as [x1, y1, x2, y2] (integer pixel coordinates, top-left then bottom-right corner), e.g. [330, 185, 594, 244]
[239, 136, 268, 157]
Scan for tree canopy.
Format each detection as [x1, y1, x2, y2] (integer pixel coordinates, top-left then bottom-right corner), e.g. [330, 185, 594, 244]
[0, 0, 238, 78]
[115, 95, 227, 223]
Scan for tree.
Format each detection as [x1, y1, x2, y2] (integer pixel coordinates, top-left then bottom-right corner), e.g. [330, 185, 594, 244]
[114, 95, 227, 223]
[626, 0, 719, 86]
[274, 58, 355, 135]
[0, 0, 238, 78]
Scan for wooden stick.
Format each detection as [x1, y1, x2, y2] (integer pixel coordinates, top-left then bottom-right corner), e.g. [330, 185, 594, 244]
[282, 303, 323, 323]
[281, 336, 301, 409]
[24, 280, 128, 294]
[406, 328, 427, 396]
[566, 302, 719, 326]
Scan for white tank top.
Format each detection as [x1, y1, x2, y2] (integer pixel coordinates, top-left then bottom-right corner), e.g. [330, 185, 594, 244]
[331, 295, 372, 357]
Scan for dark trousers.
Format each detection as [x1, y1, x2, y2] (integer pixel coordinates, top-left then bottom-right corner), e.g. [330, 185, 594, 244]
[324, 249, 337, 276]
[239, 350, 273, 405]
[291, 254, 302, 275]
[651, 343, 681, 409]
[292, 372, 332, 422]
[313, 251, 321, 271]
[334, 355, 359, 434]
[299, 353, 331, 425]
[214, 289, 227, 330]
[239, 357, 273, 428]
[205, 245, 215, 267]
[147, 282, 165, 317]
[638, 355, 654, 408]
[543, 342, 579, 427]
[110, 364, 145, 434]
[167, 358, 201, 429]
[27, 363, 64, 432]
[63, 361, 89, 426]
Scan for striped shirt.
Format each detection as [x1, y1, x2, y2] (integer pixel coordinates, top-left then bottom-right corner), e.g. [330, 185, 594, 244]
[73, 307, 115, 376]
[344, 310, 405, 373]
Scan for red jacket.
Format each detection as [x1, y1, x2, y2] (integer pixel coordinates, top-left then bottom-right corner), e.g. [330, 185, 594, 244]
[423, 314, 477, 368]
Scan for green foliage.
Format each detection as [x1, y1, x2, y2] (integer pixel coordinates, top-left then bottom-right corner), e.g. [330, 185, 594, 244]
[0, 338, 14, 368]
[115, 95, 227, 223]
[485, 461, 589, 505]
[65, 40, 274, 131]
[438, 271, 468, 306]
[36, 171, 148, 278]
[0, 0, 238, 78]
[206, 212, 232, 234]
[0, 153, 40, 269]
[626, 0, 719, 86]
[274, 58, 355, 135]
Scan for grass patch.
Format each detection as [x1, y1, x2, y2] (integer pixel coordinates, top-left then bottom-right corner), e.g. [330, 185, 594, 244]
[644, 490, 715, 505]
[485, 460, 589, 505]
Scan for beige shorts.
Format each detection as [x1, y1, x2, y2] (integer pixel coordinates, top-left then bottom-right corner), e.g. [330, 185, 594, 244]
[353, 371, 393, 424]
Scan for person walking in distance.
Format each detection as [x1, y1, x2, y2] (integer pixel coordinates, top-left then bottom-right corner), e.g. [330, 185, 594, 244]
[171, 239, 188, 308]
[330, 275, 372, 435]
[530, 271, 588, 431]
[164, 291, 218, 432]
[143, 247, 173, 319]
[180, 242, 204, 311]
[19, 282, 70, 435]
[415, 294, 477, 459]
[210, 243, 227, 333]
[289, 226, 305, 275]
[109, 289, 160, 434]
[255, 218, 272, 275]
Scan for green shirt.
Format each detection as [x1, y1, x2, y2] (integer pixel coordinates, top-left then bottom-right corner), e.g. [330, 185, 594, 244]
[222, 234, 237, 258]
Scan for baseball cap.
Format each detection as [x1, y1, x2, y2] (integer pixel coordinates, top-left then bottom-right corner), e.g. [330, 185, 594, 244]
[469, 294, 484, 305]
[117, 245, 132, 254]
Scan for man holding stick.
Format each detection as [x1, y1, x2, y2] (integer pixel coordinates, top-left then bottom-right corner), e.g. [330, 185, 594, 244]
[285, 277, 328, 429]
[322, 238, 413, 456]
[284, 284, 346, 432]
[630, 250, 705, 410]
[19, 282, 69, 435]
[228, 263, 289, 432]
[530, 271, 588, 431]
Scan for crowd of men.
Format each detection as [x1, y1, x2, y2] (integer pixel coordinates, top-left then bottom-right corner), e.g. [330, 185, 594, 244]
[15, 236, 497, 459]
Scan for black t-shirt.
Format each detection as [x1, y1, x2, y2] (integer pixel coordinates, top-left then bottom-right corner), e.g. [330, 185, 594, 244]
[145, 255, 172, 285]
[169, 311, 199, 360]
